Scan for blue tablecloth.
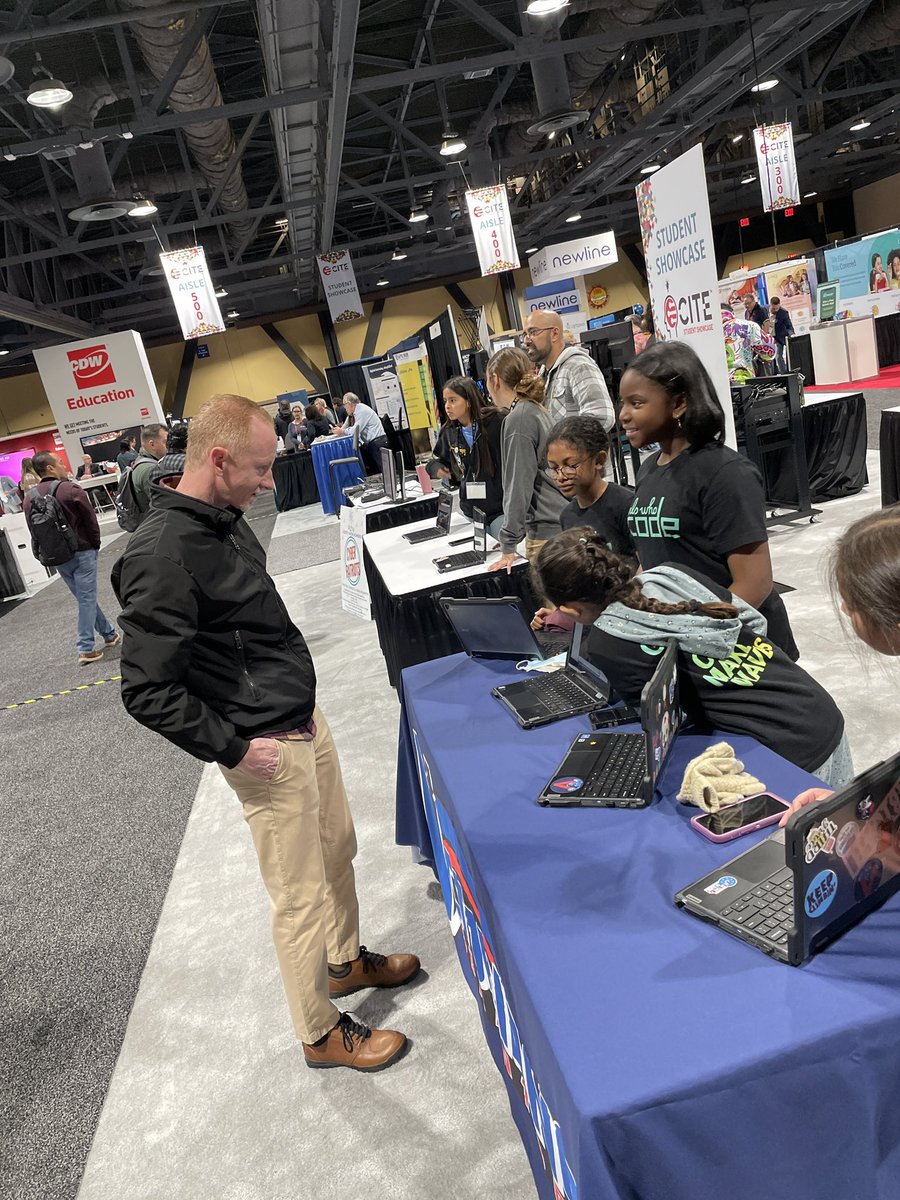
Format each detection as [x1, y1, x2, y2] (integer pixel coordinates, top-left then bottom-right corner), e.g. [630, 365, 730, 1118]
[396, 652, 900, 1200]
[309, 435, 362, 515]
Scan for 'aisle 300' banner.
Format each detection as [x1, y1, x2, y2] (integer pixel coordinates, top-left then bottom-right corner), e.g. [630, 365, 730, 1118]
[159, 246, 225, 340]
[753, 123, 800, 212]
[316, 249, 364, 322]
[465, 185, 519, 276]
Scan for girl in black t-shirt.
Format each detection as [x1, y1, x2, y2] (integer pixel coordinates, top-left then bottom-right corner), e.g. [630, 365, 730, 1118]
[429, 376, 505, 535]
[620, 340, 798, 660]
[532, 529, 851, 785]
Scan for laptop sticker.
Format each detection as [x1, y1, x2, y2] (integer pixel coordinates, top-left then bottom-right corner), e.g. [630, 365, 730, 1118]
[835, 822, 859, 859]
[857, 795, 875, 821]
[854, 858, 884, 901]
[704, 874, 738, 896]
[550, 777, 584, 794]
[804, 817, 838, 864]
[804, 869, 838, 918]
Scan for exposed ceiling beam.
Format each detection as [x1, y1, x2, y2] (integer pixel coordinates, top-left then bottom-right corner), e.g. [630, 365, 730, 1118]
[321, 0, 361, 252]
[0, 289, 94, 336]
[0, 0, 243, 44]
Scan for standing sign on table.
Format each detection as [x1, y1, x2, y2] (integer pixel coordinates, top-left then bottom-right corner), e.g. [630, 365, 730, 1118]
[339, 503, 371, 620]
[636, 143, 735, 446]
[33, 330, 166, 473]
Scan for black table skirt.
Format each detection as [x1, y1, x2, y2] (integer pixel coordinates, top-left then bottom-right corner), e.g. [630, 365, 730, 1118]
[364, 495, 439, 534]
[364, 549, 539, 689]
[802, 392, 869, 502]
[876, 312, 900, 368]
[881, 409, 900, 507]
[0, 530, 26, 600]
[272, 452, 319, 511]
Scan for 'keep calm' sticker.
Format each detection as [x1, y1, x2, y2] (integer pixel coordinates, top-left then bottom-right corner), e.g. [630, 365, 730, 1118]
[805, 869, 838, 919]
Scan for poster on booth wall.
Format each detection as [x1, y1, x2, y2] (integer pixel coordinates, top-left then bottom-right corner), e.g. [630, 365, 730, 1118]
[753, 123, 800, 212]
[823, 230, 900, 314]
[362, 360, 407, 427]
[464, 185, 520, 277]
[636, 143, 735, 446]
[159, 246, 226, 340]
[339, 502, 371, 620]
[33, 330, 166, 473]
[394, 345, 438, 430]
[763, 259, 817, 332]
[316, 249, 364, 322]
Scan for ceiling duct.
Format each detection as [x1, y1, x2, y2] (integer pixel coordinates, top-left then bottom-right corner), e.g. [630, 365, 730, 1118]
[118, 1, 253, 237]
[66, 142, 131, 222]
[17, 168, 199, 218]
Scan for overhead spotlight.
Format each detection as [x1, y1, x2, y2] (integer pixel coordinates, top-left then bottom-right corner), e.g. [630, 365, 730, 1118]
[803, 191, 817, 198]
[0, 56, 14, 87]
[849, 117, 871, 131]
[376, 277, 390, 287]
[750, 78, 779, 93]
[391, 246, 407, 261]
[215, 287, 228, 297]
[640, 162, 661, 174]
[741, 174, 756, 184]
[525, 247, 539, 254]
[226, 309, 239, 319]
[26, 54, 73, 110]
[439, 132, 467, 156]
[121, 130, 134, 140]
[526, 0, 569, 13]
[127, 195, 158, 217]
[731, 133, 744, 144]
[548, 130, 557, 140]
[3, 152, 16, 162]
[564, 212, 582, 223]
[408, 206, 429, 224]
[0, 349, 9, 356]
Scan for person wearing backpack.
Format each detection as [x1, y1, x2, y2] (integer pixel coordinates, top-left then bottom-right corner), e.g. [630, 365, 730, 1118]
[23, 451, 120, 665]
[130, 423, 169, 515]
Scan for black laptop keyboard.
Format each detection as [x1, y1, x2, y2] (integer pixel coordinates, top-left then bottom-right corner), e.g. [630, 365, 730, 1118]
[533, 671, 598, 709]
[439, 549, 483, 570]
[720, 866, 794, 948]
[405, 526, 444, 543]
[581, 732, 646, 798]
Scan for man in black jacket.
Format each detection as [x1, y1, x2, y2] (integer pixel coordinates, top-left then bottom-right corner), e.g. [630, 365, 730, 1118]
[112, 393, 418, 1071]
[769, 296, 795, 373]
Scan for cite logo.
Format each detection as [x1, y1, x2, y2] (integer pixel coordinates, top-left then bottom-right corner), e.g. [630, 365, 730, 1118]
[664, 295, 679, 330]
[67, 344, 116, 388]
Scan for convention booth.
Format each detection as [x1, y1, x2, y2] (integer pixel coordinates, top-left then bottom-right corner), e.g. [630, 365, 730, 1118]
[396, 650, 900, 1200]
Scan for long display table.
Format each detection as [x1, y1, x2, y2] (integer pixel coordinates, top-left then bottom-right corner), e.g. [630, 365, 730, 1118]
[396, 651, 900, 1200]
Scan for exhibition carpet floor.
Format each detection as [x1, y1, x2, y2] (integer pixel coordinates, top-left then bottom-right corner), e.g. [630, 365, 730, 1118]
[806, 362, 900, 392]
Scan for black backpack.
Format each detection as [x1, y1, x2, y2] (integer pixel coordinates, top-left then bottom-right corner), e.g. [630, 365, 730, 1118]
[114, 453, 155, 532]
[27, 482, 78, 566]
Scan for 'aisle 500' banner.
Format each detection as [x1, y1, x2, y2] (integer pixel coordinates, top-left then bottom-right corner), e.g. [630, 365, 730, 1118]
[636, 143, 735, 446]
[316, 249, 364, 322]
[465, 185, 519, 277]
[753, 123, 800, 212]
[159, 245, 225, 340]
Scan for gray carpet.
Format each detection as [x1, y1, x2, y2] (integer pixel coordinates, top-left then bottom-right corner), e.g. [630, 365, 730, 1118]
[1, 502, 280, 1200]
[266, 524, 341, 575]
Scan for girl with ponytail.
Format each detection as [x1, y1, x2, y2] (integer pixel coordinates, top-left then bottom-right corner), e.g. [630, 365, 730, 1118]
[486, 346, 566, 571]
[532, 528, 852, 787]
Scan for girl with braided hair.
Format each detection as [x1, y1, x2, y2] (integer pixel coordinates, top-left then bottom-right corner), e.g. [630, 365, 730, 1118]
[532, 528, 852, 786]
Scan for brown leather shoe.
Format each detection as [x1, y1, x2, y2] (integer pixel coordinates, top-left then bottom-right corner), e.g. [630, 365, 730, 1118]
[303, 1013, 407, 1072]
[328, 946, 421, 998]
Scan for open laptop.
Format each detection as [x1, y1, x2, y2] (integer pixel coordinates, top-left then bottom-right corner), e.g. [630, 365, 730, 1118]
[403, 489, 453, 544]
[536, 640, 681, 808]
[491, 620, 610, 729]
[433, 507, 488, 573]
[440, 596, 571, 660]
[675, 749, 900, 965]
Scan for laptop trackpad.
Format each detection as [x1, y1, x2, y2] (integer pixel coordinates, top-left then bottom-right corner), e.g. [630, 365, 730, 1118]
[686, 832, 786, 914]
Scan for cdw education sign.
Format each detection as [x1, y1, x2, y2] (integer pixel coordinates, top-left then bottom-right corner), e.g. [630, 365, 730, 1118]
[34, 330, 166, 470]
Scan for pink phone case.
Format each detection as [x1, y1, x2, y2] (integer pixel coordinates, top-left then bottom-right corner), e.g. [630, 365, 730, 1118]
[690, 793, 789, 843]
[415, 465, 433, 494]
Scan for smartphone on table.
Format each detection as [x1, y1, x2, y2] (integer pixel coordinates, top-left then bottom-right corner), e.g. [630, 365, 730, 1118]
[691, 793, 790, 843]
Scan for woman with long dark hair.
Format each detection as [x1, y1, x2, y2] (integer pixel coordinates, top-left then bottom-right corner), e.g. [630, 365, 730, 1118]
[429, 375, 505, 535]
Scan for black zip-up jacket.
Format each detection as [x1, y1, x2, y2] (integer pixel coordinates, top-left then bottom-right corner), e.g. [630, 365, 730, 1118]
[111, 485, 316, 768]
[428, 408, 505, 522]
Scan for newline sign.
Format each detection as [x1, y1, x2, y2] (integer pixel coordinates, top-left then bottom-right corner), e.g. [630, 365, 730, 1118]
[528, 231, 618, 285]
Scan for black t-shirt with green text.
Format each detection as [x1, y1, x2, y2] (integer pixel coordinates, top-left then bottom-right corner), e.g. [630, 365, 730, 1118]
[589, 565, 842, 773]
[628, 443, 798, 660]
[559, 481, 635, 556]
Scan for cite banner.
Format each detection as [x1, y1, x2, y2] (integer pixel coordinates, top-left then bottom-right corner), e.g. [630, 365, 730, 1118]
[465, 185, 520, 277]
[753, 123, 800, 212]
[316, 249, 364, 323]
[635, 143, 735, 446]
[159, 245, 226, 340]
[33, 330, 166, 471]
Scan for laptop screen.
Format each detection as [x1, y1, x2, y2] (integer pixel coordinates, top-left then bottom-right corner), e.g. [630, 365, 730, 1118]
[792, 750, 900, 959]
[440, 597, 543, 660]
[380, 446, 398, 500]
[639, 641, 681, 789]
[435, 490, 453, 532]
[472, 507, 486, 556]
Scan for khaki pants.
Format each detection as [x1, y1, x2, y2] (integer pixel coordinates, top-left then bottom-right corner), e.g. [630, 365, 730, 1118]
[219, 706, 359, 1044]
[525, 536, 549, 563]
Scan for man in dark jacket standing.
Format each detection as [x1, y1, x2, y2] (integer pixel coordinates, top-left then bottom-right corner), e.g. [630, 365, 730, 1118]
[769, 296, 795, 373]
[112, 393, 417, 1071]
[24, 451, 120, 665]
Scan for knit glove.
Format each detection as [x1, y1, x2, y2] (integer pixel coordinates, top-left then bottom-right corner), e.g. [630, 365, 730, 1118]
[677, 741, 765, 813]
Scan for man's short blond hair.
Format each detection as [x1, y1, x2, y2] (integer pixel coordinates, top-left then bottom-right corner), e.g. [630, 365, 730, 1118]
[186, 394, 272, 468]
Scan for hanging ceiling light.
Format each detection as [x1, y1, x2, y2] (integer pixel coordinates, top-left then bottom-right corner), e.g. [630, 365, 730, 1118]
[640, 162, 661, 174]
[741, 174, 756, 184]
[525, 247, 539, 254]
[127, 196, 158, 217]
[526, 0, 569, 13]
[376, 277, 390, 287]
[849, 117, 871, 131]
[803, 191, 818, 198]
[226, 310, 239, 319]
[26, 55, 72, 108]
[564, 213, 582, 223]
[439, 132, 467, 156]
[391, 246, 407, 261]
[731, 133, 744, 144]
[408, 206, 429, 224]
[0, 349, 9, 356]
[215, 287, 228, 297]
[750, 78, 779, 93]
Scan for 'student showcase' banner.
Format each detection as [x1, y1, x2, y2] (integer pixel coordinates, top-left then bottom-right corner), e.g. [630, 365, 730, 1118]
[316, 250, 364, 322]
[159, 245, 225, 340]
[753, 123, 800, 212]
[464, 185, 519, 277]
[636, 143, 735, 446]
